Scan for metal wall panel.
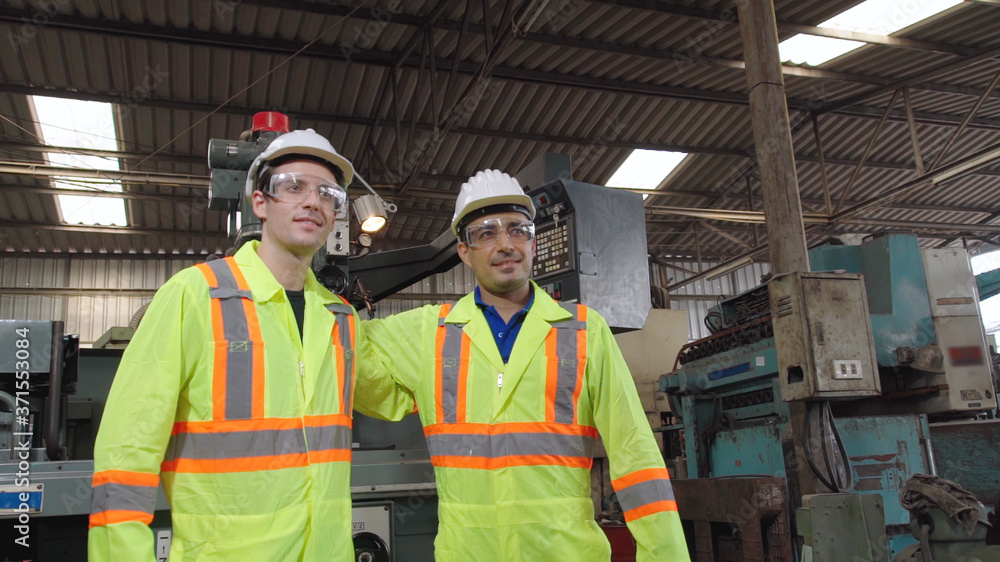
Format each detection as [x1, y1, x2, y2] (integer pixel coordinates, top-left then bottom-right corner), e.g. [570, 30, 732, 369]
[0, 256, 199, 343]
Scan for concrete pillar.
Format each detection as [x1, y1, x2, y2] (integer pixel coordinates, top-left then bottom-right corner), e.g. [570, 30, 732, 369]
[736, 0, 810, 275]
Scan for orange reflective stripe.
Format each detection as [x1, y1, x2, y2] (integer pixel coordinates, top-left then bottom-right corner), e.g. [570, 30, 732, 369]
[345, 297, 357, 413]
[161, 453, 309, 474]
[431, 454, 593, 470]
[572, 305, 587, 424]
[88, 509, 154, 529]
[456, 333, 470, 423]
[242, 296, 265, 419]
[308, 449, 352, 464]
[544, 329, 559, 422]
[226, 257, 251, 290]
[623, 500, 679, 522]
[435, 304, 452, 424]
[425, 421, 599, 436]
[194, 262, 218, 286]
[173, 416, 305, 434]
[611, 467, 671, 489]
[304, 413, 352, 428]
[333, 320, 347, 412]
[92, 470, 159, 488]
[423, 421, 598, 437]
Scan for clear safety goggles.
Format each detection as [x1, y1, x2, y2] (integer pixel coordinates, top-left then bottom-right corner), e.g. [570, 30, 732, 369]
[463, 218, 535, 248]
[266, 172, 346, 211]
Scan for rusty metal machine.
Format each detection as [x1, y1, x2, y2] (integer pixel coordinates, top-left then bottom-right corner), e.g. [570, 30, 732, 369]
[660, 232, 999, 561]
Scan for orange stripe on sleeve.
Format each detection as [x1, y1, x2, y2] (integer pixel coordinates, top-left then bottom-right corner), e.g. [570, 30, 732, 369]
[89, 509, 154, 529]
[92, 470, 159, 488]
[611, 467, 672, 489]
[623, 500, 679, 522]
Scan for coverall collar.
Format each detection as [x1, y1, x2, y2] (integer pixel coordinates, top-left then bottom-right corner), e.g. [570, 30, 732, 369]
[234, 240, 338, 307]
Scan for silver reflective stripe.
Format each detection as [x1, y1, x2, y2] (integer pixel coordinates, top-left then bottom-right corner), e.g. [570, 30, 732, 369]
[425, 431, 597, 459]
[439, 323, 464, 423]
[615, 478, 676, 513]
[305, 424, 352, 453]
[90, 482, 157, 515]
[165, 428, 306, 460]
[327, 303, 354, 411]
[551, 303, 584, 424]
[326, 303, 354, 315]
[205, 259, 256, 420]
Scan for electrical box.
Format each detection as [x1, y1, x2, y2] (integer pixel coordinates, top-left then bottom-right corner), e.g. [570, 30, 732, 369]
[769, 272, 881, 401]
[526, 179, 650, 331]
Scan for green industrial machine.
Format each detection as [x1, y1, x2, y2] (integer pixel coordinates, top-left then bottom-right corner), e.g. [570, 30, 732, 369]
[661, 233, 999, 561]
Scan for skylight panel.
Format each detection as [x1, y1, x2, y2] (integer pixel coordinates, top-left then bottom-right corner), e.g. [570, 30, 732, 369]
[606, 149, 688, 200]
[778, 0, 962, 66]
[30, 95, 127, 226]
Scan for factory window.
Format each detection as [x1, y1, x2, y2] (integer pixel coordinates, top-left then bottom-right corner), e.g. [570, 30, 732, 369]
[778, 0, 962, 66]
[29, 95, 128, 226]
[606, 149, 687, 200]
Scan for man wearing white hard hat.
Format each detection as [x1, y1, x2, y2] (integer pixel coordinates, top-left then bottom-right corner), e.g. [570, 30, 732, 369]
[356, 170, 690, 561]
[90, 129, 368, 561]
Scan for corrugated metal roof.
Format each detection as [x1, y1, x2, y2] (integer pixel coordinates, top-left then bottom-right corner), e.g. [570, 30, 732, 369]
[0, 0, 998, 263]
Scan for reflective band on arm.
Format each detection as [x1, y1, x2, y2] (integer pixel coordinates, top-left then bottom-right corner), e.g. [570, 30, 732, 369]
[89, 470, 159, 528]
[611, 468, 678, 521]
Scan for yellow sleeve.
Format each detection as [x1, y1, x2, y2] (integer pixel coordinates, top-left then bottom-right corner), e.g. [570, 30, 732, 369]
[88, 272, 202, 562]
[353, 307, 431, 421]
[586, 310, 691, 562]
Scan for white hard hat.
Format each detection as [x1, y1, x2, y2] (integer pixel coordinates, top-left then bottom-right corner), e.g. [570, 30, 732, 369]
[451, 169, 535, 236]
[245, 129, 354, 196]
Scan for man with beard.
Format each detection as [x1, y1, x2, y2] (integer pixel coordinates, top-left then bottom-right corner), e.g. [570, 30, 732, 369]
[354, 169, 690, 561]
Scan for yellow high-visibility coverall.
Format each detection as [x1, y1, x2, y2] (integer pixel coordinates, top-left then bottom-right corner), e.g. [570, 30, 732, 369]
[89, 241, 361, 561]
[356, 281, 690, 561]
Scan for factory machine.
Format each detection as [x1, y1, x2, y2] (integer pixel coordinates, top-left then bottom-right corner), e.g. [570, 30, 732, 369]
[660, 232, 1000, 561]
[0, 145, 651, 560]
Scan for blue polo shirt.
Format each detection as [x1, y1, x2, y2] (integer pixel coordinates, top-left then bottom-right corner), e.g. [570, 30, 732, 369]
[475, 285, 534, 363]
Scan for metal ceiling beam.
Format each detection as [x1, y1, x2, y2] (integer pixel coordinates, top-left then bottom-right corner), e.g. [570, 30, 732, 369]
[0, 183, 207, 204]
[229, 0, 979, 57]
[5, 9, 1000, 131]
[816, 45, 1000, 115]
[7, 85, 1000, 173]
[1, 221, 228, 239]
[0, 142, 203, 166]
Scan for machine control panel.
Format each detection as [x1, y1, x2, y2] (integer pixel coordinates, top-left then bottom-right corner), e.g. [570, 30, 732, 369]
[532, 221, 573, 279]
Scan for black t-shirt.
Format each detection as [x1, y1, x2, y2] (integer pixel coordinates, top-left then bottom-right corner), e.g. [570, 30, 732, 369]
[286, 289, 306, 341]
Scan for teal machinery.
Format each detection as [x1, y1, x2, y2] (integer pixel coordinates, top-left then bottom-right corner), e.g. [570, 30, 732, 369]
[660, 232, 999, 560]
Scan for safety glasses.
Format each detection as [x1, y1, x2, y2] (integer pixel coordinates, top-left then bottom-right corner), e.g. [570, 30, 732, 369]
[266, 172, 346, 211]
[463, 218, 535, 248]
